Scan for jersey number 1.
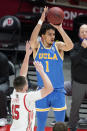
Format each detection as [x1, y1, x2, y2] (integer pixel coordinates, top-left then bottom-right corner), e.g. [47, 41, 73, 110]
[12, 104, 20, 120]
[46, 61, 49, 72]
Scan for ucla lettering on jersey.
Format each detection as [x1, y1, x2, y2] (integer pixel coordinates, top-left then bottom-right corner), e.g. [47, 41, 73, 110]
[35, 41, 64, 90]
[39, 53, 58, 60]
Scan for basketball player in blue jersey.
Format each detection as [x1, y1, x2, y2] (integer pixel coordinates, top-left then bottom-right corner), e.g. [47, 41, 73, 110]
[30, 7, 74, 131]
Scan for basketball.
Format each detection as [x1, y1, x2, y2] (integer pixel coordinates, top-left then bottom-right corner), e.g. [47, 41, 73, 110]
[46, 7, 64, 25]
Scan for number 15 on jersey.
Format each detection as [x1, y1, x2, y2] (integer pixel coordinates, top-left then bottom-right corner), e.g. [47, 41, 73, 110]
[12, 104, 20, 120]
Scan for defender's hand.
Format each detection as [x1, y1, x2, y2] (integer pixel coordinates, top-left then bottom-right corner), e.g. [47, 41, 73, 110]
[26, 41, 32, 56]
[34, 61, 44, 73]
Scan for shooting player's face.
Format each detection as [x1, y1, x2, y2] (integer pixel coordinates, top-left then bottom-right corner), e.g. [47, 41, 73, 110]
[42, 29, 55, 46]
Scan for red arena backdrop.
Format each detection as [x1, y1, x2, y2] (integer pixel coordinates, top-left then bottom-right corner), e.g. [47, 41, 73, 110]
[32, 6, 87, 30]
[60, 7, 87, 30]
[0, 0, 87, 30]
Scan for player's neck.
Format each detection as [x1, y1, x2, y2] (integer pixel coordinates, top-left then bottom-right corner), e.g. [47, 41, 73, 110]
[16, 90, 26, 93]
[42, 40, 52, 48]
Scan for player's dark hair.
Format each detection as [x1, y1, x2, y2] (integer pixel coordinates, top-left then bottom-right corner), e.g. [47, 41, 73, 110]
[13, 76, 27, 91]
[39, 23, 55, 36]
[53, 122, 68, 131]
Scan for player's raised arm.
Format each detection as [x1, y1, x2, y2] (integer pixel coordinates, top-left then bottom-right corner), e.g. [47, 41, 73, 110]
[34, 61, 53, 98]
[20, 41, 32, 77]
[30, 7, 48, 50]
[51, 24, 74, 51]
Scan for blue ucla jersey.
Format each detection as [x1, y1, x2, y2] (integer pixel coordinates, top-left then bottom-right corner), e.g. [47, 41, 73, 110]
[35, 41, 64, 90]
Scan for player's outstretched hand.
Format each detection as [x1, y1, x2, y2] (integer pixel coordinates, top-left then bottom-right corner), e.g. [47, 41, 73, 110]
[40, 6, 48, 22]
[26, 41, 32, 56]
[34, 61, 44, 73]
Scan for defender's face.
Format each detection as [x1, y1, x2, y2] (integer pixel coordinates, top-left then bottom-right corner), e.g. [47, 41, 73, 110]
[42, 29, 55, 45]
[79, 24, 87, 39]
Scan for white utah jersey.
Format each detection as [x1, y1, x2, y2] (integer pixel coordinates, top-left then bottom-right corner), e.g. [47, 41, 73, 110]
[10, 89, 41, 131]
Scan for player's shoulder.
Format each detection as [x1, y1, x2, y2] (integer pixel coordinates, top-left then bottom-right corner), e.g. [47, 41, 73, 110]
[26, 90, 41, 101]
[27, 91, 35, 96]
[55, 41, 65, 46]
[25, 91, 35, 102]
[55, 41, 64, 60]
[33, 42, 40, 59]
[55, 41, 65, 50]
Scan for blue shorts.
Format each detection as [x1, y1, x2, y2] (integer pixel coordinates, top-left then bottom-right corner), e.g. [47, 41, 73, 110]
[36, 88, 66, 112]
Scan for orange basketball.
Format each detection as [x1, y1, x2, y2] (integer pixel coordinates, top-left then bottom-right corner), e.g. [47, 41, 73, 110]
[46, 7, 64, 25]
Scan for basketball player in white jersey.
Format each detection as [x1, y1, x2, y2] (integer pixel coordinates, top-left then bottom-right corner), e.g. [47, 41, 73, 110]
[10, 41, 53, 131]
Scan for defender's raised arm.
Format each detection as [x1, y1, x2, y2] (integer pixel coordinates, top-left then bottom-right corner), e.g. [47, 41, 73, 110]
[20, 41, 32, 77]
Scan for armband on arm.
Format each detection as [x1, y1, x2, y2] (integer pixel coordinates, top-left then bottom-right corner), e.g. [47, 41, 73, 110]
[38, 19, 43, 25]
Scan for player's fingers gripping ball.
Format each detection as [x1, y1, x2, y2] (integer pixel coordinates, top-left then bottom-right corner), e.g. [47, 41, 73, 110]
[46, 7, 64, 25]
